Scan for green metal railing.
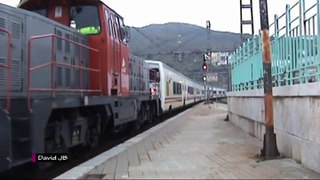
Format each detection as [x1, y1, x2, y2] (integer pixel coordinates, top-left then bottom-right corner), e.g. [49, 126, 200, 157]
[230, 0, 320, 91]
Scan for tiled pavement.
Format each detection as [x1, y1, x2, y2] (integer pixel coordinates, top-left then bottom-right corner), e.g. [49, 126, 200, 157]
[56, 103, 320, 179]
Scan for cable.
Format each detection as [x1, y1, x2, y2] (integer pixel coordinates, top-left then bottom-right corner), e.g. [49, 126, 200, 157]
[131, 27, 167, 53]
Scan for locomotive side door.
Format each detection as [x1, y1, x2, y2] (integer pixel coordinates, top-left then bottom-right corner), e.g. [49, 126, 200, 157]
[107, 12, 121, 96]
[115, 16, 130, 96]
[104, 9, 130, 96]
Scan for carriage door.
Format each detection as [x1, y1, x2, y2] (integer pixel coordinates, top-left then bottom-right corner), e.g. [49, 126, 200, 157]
[182, 83, 186, 106]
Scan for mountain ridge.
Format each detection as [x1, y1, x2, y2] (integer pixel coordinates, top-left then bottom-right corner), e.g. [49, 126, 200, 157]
[127, 22, 251, 89]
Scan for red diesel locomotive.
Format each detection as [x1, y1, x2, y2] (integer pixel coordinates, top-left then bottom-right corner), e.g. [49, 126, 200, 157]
[0, 0, 211, 172]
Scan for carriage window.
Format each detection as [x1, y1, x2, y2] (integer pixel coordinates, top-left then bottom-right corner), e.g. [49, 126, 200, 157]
[70, 5, 101, 35]
[173, 82, 182, 95]
[188, 87, 194, 95]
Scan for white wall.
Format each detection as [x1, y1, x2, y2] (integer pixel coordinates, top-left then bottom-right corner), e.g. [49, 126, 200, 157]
[227, 83, 320, 173]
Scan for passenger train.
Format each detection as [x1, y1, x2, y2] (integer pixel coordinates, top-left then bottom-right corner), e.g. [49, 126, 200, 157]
[146, 60, 218, 112]
[0, 0, 225, 173]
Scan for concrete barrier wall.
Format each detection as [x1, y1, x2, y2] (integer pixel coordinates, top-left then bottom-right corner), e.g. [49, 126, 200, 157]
[227, 83, 320, 173]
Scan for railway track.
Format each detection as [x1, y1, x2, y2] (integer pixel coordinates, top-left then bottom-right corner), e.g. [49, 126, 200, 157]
[204, 97, 227, 105]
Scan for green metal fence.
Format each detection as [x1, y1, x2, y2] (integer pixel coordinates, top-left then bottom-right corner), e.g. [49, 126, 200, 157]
[230, 0, 320, 91]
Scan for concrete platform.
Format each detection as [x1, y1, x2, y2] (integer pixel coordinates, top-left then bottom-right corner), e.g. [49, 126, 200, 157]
[55, 103, 320, 179]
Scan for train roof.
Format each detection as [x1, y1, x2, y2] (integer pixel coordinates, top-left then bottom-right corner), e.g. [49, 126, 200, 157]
[145, 60, 204, 87]
[146, 60, 226, 92]
[18, 0, 123, 18]
[18, 0, 103, 6]
[145, 60, 188, 78]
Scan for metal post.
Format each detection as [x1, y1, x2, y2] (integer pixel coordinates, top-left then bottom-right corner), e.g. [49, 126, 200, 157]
[227, 66, 230, 92]
[317, 0, 320, 81]
[285, 4, 292, 85]
[240, 0, 243, 43]
[259, 0, 280, 159]
[250, 0, 254, 35]
[205, 20, 211, 103]
[240, 0, 254, 43]
[178, 34, 182, 61]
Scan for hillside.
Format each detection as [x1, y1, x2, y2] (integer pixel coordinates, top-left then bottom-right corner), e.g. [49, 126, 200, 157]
[128, 22, 251, 89]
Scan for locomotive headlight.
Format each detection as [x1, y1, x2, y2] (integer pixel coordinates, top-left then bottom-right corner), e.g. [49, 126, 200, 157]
[151, 88, 157, 95]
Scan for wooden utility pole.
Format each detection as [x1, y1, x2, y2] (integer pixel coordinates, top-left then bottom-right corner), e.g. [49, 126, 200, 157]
[259, 0, 280, 159]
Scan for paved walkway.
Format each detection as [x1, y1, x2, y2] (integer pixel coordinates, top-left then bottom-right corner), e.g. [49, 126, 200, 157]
[76, 103, 320, 179]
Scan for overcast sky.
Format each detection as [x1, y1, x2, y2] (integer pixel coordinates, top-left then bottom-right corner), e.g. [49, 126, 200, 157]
[0, 0, 315, 34]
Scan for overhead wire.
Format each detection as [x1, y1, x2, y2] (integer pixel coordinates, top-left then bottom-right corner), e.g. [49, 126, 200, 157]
[131, 27, 167, 53]
[131, 27, 234, 56]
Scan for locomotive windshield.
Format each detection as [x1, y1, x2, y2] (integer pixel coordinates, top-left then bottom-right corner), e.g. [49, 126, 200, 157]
[70, 5, 101, 35]
[30, 9, 47, 16]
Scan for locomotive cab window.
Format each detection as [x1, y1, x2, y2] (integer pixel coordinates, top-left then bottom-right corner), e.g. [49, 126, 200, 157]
[105, 9, 112, 36]
[150, 68, 160, 82]
[70, 5, 101, 35]
[116, 16, 128, 44]
[30, 9, 48, 17]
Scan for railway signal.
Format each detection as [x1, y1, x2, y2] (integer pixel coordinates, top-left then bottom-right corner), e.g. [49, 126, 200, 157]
[202, 52, 209, 71]
[202, 63, 208, 71]
[203, 52, 210, 63]
[202, 51, 210, 82]
[202, 75, 207, 81]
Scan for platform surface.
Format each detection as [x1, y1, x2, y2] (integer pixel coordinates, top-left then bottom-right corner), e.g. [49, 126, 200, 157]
[56, 103, 320, 179]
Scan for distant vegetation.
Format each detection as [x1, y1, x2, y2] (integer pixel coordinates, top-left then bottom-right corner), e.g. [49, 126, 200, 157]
[128, 22, 252, 89]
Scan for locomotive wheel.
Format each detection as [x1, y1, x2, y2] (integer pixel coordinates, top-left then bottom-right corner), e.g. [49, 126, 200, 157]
[134, 110, 143, 130]
[147, 106, 153, 124]
[39, 136, 67, 170]
[85, 128, 99, 148]
[45, 136, 67, 154]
